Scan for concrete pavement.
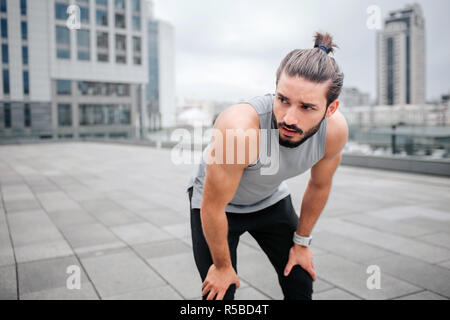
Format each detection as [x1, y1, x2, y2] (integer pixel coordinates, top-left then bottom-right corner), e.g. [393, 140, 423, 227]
[0, 142, 449, 300]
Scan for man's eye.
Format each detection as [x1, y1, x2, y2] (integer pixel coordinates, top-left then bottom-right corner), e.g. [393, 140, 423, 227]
[302, 105, 312, 110]
[278, 97, 288, 104]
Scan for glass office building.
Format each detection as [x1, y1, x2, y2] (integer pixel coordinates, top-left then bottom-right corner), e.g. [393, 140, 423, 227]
[0, 0, 148, 139]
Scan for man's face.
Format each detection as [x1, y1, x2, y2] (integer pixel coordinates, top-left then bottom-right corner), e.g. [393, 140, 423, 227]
[273, 73, 330, 148]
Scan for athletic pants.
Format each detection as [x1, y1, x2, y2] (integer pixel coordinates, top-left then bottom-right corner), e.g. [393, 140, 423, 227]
[188, 187, 313, 300]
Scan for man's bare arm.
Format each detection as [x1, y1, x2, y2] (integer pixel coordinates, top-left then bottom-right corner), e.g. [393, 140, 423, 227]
[297, 153, 342, 237]
[297, 110, 349, 237]
[284, 110, 348, 279]
[201, 104, 259, 266]
[200, 104, 259, 299]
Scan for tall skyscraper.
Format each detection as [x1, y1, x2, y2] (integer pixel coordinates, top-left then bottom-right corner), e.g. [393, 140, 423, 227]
[0, 0, 149, 140]
[146, 1, 175, 130]
[377, 3, 426, 106]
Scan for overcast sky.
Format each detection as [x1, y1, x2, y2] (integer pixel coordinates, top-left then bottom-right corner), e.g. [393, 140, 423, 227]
[152, 0, 450, 103]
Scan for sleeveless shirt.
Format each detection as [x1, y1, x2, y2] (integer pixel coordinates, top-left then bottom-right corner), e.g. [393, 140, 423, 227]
[186, 93, 328, 213]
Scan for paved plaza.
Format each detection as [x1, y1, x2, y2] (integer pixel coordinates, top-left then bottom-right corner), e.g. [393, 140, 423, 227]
[0, 141, 449, 300]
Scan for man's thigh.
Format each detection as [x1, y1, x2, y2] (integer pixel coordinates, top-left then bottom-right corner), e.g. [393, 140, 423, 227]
[188, 187, 241, 299]
[248, 195, 313, 300]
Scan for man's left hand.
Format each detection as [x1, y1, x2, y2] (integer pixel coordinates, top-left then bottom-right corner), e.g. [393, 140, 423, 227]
[284, 244, 316, 281]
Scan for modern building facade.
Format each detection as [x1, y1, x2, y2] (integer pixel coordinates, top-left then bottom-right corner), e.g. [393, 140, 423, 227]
[0, 0, 148, 140]
[146, 13, 175, 130]
[377, 3, 426, 106]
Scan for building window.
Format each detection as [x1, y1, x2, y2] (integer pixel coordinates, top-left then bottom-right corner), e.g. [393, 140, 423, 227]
[79, 104, 89, 125]
[20, 0, 27, 16]
[96, 31, 108, 62]
[94, 105, 104, 124]
[77, 29, 90, 47]
[77, 81, 130, 97]
[23, 71, 29, 95]
[115, 84, 129, 96]
[115, 34, 126, 51]
[132, 0, 140, 13]
[115, 0, 125, 10]
[97, 54, 108, 62]
[4, 103, 11, 128]
[115, 13, 125, 29]
[57, 49, 70, 59]
[133, 36, 141, 53]
[387, 37, 394, 105]
[21, 21, 27, 40]
[58, 104, 72, 126]
[78, 51, 90, 61]
[115, 34, 126, 63]
[133, 36, 141, 65]
[406, 35, 411, 104]
[77, 29, 90, 61]
[2, 69, 9, 95]
[96, 32, 108, 61]
[97, 32, 108, 49]
[1, 44, 7, 64]
[79, 103, 130, 126]
[77, 81, 86, 95]
[96, 0, 107, 6]
[56, 26, 70, 45]
[1, 19, 7, 39]
[55, 3, 68, 21]
[56, 26, 70, 59]
[119, 104, 131, 124]
[22, 46, 28, 65]
[96, 9, 107, 26]
[24, 104, 31, 127]
[80, 7, 89, 24]
[56, 80, 72, 95]
[0, 0, 6, 13]
[116, 54, 126, 63]
[132, 16, 141, 31]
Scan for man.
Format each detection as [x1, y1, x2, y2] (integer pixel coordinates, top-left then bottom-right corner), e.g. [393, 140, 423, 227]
[186, 32, 348, 300]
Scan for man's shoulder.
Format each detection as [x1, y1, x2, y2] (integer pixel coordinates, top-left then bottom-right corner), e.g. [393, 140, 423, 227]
[215, 103, 260, 131]
[324, 110, 349, 158]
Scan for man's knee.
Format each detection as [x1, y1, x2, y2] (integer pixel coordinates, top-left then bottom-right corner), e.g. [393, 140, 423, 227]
[280, 265, 313, 300]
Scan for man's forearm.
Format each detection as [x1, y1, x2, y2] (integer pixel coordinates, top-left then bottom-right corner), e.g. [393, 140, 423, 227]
[200, 206, 232, 269]
[296, 180, 332, 237]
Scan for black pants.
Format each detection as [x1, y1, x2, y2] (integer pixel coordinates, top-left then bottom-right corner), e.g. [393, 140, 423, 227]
[188, 187, 313, 300]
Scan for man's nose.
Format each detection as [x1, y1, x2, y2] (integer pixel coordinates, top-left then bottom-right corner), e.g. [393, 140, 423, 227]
[283, 107, 298, 126]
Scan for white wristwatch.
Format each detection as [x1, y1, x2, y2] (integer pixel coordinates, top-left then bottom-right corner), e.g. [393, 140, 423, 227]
[293, 232, 312, 247]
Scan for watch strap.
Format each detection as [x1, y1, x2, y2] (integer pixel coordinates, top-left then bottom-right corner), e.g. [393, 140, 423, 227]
[293, 233, 312, 247]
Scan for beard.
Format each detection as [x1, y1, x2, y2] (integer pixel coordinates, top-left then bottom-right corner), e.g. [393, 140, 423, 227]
[272, 111, 326, 148]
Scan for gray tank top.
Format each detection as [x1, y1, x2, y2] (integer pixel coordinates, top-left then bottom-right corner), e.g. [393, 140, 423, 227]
[186, 93, 328, 213]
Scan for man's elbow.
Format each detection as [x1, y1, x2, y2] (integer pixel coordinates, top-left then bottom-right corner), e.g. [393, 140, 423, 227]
[308, 178, 333, 190]
[200, 201, 225, 218]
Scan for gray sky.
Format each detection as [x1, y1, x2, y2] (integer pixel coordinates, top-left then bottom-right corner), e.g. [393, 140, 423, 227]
[153, 0, 450, 103]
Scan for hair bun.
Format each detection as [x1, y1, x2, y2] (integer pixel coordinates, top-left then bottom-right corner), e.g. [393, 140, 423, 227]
[313, 32, 338, 54]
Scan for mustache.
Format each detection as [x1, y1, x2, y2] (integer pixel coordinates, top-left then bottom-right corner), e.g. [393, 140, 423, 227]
[277, 122, 303, 134]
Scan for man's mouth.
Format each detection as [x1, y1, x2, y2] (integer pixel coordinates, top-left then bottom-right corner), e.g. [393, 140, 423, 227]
[281, 126, 299, 137]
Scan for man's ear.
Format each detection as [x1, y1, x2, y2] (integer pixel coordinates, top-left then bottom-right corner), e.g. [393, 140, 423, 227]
[325, 100, 339, 118]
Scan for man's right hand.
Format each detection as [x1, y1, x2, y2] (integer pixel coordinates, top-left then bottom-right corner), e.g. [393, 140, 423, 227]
[201, 264, 240, 300]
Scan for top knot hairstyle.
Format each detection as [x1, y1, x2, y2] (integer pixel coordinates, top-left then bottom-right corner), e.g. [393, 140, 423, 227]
[276, 32, 344, 108]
